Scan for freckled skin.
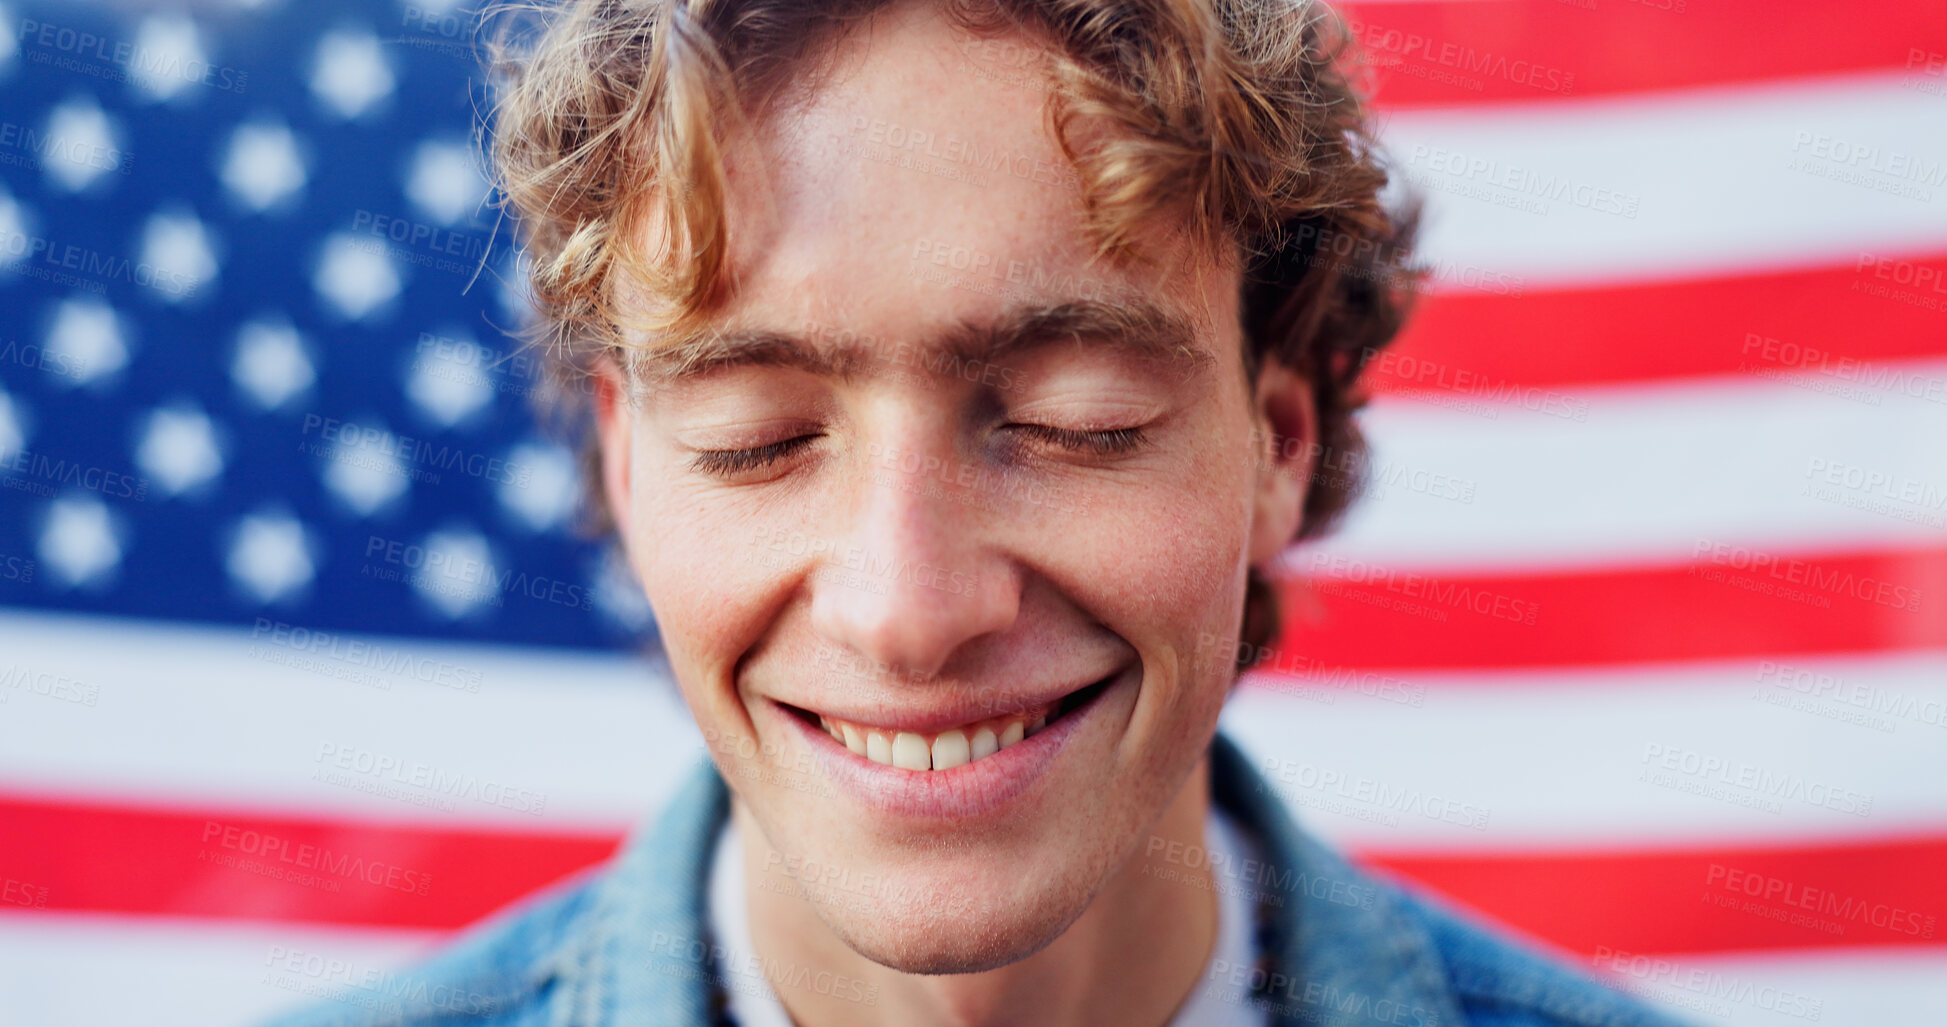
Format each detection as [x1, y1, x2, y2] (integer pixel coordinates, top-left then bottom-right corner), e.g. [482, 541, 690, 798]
[593, 3, 1317, 1025]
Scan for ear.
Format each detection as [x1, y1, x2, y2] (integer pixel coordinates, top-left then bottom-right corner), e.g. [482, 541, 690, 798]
[591, 357, 636, 550]
[1247, 358, 1318, 566]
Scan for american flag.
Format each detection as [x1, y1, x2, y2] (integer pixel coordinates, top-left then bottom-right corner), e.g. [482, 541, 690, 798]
[1, 1, 1943, 1023]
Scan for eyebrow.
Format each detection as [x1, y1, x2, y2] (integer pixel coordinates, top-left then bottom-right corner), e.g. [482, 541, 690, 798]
[633, 299, 1218, 388]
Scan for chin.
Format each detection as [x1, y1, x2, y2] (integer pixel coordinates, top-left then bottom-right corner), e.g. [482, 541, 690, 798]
[821, 895, 1080, 976]
[804, 853, 1100, 975]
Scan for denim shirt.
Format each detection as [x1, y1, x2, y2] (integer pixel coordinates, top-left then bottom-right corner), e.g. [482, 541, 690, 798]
[265, 734, 1690, 1027]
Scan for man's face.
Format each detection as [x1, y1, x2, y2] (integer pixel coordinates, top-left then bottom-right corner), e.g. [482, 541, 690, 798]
[601, 2, 1306, 974]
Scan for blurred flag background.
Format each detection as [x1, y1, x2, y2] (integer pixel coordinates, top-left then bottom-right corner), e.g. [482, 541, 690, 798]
[1, 0, 1943, 1023]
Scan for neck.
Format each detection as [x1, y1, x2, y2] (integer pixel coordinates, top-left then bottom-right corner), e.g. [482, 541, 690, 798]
[736, 756, 1218, 1027]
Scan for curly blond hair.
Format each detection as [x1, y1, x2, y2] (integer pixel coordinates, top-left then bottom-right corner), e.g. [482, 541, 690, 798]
[483, 0, 1419, 665]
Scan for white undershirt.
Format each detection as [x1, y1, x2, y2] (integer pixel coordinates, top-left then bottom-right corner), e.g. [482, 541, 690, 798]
[707, 808, 1263, 1027]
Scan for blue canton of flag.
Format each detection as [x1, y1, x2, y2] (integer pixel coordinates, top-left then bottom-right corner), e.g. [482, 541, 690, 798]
[0, 0, 654, 650]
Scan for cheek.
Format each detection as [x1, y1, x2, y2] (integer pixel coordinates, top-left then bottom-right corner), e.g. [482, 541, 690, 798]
[1060, 454, 1256, 671]
[1120, 510, 1247, 629]
[623, 467, 783, 683]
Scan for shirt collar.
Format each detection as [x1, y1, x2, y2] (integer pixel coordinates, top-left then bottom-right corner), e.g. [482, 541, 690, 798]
[561, 732, 1466, 1027]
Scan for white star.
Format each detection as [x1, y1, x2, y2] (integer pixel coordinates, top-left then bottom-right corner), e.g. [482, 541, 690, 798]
[226, 511, 315, 603]
[496, 252, 537, 323]
[0, 388, 28, 464]
[310, 28, 394, 120]
[134, 403, 224, 497]
[129, 15, 209, 104]
[42, 97, 124, 193]
[231, 318, 315, 409]
[405, 138, 488, 225]
[39, 496, 123, 589]
[591, 550, 654, 633]
[404, 330, 493, 427]
[411, 527, 499, 620]
[138, 208, 221, 303]
[221, 120, 308, 212]
[399, 0, 466, 15]
[314, 232, 402, 320]
[497, 440, 576, 532]
[318, 417, 409, 516]
[45, 298, 130, 389]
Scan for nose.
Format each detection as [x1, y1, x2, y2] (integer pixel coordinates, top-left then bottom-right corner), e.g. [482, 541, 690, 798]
[808, 442, 1021, 680]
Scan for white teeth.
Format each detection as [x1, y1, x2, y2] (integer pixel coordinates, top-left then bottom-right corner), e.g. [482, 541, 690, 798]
[820, 707, 1049, 771]
[892, 732, 931, 770]
[931, 729, 971, 770]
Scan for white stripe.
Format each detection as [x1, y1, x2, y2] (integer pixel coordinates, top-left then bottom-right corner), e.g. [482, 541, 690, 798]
[0, 610, 695, 830]
[1223, 648, 1947, 850]
[1311, 361, 1947, 573]
[1379, 71, 1947, 290]
[1604, 946, 1947, 1027]
[0, 913, 435, 1027]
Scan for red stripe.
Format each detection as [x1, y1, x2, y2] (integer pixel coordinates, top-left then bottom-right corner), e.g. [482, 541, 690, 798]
[1372, 253, 1947, 395]
[1270, 544, 1947, 671]
[1336, 0, 1947, 107]
[0, 795, 616, 930]
[1367, 834, 1947, 956]
[2, 794, 1939, 955]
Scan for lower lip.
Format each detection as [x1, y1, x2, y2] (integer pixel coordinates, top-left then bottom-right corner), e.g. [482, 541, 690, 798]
[770, 673, 1121, 821]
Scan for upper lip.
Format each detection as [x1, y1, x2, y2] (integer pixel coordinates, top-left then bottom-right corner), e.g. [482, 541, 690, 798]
[772, 670, 1120, 735]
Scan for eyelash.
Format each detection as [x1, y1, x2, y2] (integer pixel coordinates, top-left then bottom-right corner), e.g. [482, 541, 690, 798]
[688, 424, 1149, 478]
[689, 434, 821, 477]
[1010, 423, 1150, 457]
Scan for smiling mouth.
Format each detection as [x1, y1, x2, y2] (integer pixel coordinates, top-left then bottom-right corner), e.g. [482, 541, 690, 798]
[779, 676, 1114, 772]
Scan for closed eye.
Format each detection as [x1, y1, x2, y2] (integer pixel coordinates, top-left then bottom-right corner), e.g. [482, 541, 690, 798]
[689, 434, 821, 477]
[1008, 424, 1150, 457]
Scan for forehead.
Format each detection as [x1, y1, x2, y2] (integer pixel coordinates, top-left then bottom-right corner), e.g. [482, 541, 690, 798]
[698, 2, 1232, 356]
